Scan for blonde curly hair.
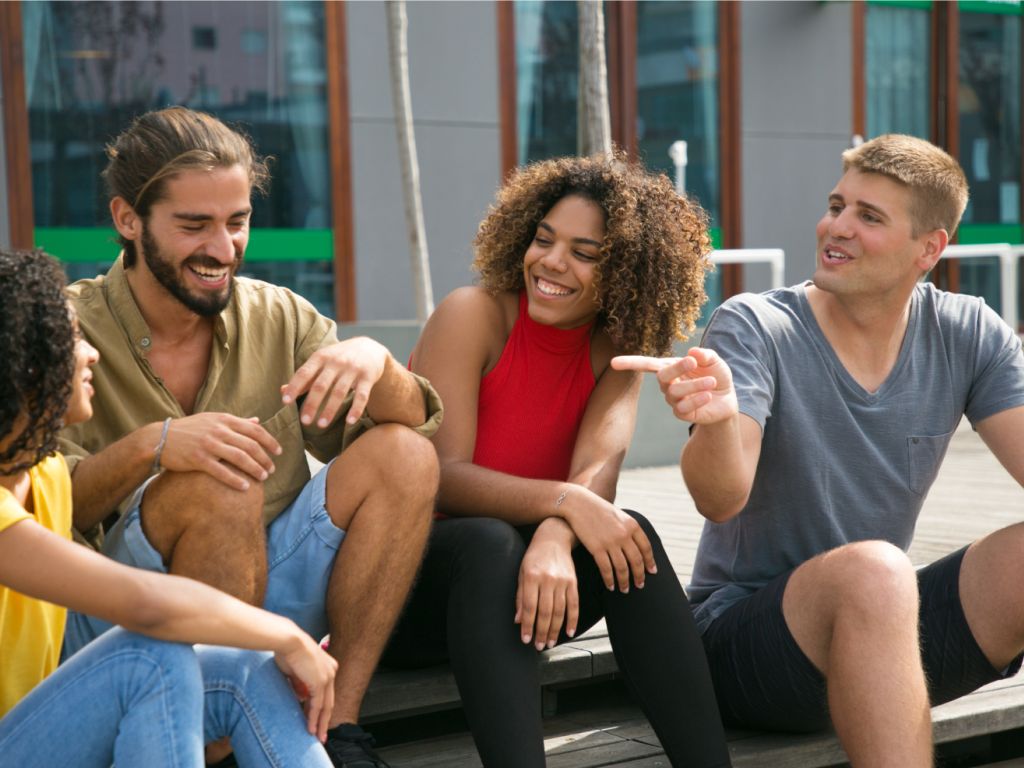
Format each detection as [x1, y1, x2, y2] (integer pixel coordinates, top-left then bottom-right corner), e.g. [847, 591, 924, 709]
[473, 152, 712, 356]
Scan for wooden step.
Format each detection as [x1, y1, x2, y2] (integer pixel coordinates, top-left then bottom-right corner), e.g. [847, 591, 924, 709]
[377, 676, 1024, 767]
[362, 623, 613, 721]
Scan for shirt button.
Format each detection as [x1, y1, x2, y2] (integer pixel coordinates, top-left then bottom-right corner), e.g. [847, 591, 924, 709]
[912, 437, 920, 444]
[140, 337, 151, 348]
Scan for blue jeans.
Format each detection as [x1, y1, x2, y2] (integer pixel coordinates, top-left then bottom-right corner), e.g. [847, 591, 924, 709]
[0, 628, 204, 767]
[199, 644, 331, 767]
[0, 629, 331, 767]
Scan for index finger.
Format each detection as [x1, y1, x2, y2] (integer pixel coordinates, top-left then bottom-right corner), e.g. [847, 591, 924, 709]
[610, 355, 679, 373]
[280, 355, 324, 405]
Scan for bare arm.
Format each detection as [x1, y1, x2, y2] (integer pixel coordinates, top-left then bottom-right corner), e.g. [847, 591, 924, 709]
[69, 421, 164, 531]
[976, 405, 1024, 487]
[70, 414, 282, 532]
[0, 519, 337, 740]
[416, 288, 629, 527]
[683, 414, 762, 522]
[364, 353, 428, 426]
[613, 348, 763, 522]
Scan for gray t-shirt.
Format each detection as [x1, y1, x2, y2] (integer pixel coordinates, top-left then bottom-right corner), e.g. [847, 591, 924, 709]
[689, 281, 1024, 633]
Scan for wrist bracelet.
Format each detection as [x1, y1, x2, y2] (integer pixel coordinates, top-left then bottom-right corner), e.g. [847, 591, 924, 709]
[555, 490, 568, 508]
[152, 417, 172, 474]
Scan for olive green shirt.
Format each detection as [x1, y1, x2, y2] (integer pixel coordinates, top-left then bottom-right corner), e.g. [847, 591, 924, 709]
[60, 258, 442, 542]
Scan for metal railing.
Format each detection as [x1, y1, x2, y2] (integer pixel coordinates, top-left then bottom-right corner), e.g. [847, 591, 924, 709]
[939, 243, 1018, 329]
[709, 248, 786, 290]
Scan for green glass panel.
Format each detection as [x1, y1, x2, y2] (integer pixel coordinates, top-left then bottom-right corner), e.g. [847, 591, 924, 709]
[958, 223, 1024, 244]
[34, 227, 333, 263]
[959, 1, 1023, 16]
[867, 0, 933, 8]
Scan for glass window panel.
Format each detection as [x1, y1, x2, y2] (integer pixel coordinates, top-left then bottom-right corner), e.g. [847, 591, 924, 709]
[635, 1, 718, 226]
[22, 0, 334, 314]
[865, 5, 930, 138]
[514, 1, 579, 164]
[956, 10, 1021, 312]
[958, 12, 1021, 226]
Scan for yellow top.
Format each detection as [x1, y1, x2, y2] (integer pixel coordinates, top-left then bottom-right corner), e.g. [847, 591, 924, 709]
[0, 453, 72, 717]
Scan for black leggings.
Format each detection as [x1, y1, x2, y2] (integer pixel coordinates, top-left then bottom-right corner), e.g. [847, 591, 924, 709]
[381, 512, 731, 768]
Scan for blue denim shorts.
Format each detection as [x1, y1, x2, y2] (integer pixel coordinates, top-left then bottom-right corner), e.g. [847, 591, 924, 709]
[64, 462, 345, 658]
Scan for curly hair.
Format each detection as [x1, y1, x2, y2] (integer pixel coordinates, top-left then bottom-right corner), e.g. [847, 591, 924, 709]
[473, 151, 712, 356]
[0, 249, 74, 475]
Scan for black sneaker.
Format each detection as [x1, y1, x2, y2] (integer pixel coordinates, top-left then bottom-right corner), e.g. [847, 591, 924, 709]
[324, 723, 391, 768]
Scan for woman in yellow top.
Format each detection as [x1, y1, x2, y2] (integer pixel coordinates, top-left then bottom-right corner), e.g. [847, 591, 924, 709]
[0, 249, 336, 767]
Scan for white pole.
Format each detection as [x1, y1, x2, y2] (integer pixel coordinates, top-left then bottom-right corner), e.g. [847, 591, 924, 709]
[669, 140, 688, 195]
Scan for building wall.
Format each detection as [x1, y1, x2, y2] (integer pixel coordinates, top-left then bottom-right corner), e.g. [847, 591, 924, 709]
[346, 1, 503, 321]
[0, 44, 9, 248]
[739, 0, 855, 291]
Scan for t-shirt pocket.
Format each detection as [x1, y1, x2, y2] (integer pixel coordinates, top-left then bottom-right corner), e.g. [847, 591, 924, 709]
[906, 429, 956, 496]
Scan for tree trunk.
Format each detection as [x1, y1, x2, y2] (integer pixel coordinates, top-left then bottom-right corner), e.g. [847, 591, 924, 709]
[577, 0, 612, 157]
[385, 0, 434, 321]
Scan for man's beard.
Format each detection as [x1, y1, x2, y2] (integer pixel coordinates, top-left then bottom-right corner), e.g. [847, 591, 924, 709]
[140, 225, 241, 317]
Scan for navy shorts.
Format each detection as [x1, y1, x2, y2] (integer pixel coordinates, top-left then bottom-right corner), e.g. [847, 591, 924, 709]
[700, 546, 1024, 732]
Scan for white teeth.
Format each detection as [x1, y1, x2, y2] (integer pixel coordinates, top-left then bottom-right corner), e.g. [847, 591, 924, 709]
[536, 278, 572, 296]
[191, 266, 229, 281]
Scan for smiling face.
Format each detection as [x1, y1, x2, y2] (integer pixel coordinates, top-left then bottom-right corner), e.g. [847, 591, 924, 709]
[122, 165, 252, 317]
[813, 169, 944, 302]
[64, 312, 100, 426]
[522, 194, 606, 329]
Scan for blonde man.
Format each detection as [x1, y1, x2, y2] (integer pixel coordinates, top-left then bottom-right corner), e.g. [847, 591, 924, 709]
[616, 135, 1024, 767]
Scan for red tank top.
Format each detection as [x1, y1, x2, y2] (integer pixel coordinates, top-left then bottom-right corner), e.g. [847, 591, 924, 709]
[472, 291, 597, 481]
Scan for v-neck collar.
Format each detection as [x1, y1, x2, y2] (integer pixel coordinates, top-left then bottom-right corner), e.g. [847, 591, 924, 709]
[794, 281, 919, 403]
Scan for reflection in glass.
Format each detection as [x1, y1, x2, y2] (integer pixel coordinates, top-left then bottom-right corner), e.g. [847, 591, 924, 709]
[22, 0, 334, 314]
[956, 11, 1021, 314]
[636, 1, 718, 226]
[515, 1, 579, 164]
[865, 5, 930, 139]
[958, 12, 1021, 227]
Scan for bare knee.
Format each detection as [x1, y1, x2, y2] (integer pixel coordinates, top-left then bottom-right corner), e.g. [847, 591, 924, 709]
[334, 424, 439, 503]
[366, 424, 440, 498]
[144, 470, 264, 545]
[817, 541, 918, 622]
[325, 424, 438, 529]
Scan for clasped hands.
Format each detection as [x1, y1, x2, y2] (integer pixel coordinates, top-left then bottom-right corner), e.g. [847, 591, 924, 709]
[515, 490, 656, 651]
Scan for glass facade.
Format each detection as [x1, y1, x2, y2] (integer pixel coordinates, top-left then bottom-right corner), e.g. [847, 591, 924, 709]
[635, 1, 719, 226]
[958, 9, 1021, 229]
[514, 1, 579, 165]
[957, 6, 1022, 317]
[22, 0, 335, 316]
[865, 4, 930, 140]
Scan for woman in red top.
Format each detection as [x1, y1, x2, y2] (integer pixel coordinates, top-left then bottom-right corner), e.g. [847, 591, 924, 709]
[383, 154, 731, 767]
